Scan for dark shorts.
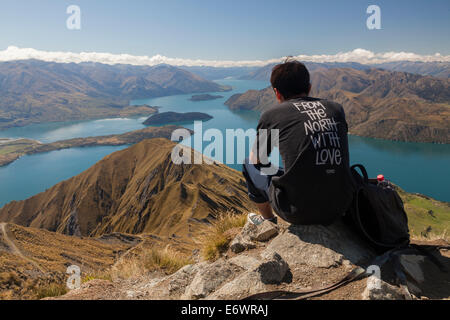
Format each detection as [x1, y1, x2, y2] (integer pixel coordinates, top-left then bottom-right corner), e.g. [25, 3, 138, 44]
[242, 158, 284, 204]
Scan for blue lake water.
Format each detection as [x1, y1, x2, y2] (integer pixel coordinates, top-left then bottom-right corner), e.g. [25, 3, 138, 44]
[0, 79, 449, 208]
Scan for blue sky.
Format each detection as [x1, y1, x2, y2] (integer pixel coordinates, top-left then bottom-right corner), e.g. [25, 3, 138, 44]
[0, 0, 449, 61]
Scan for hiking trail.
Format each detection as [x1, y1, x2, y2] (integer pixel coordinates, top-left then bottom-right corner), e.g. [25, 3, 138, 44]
[0, 222, 45, 273]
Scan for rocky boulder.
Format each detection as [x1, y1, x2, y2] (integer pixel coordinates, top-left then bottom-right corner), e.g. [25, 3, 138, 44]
[362, 276, 408, 300]
[208, 251, 289, 300]
[266, 220, 374, 268]
[183, 259, 243, 299]
[230, 220, 279, 254]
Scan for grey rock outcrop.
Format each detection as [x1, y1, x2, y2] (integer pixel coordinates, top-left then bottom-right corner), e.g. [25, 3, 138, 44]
[183, 259, 242, 299]
[230, 220, 279, 253]
[230, 234, 256, 253]
[241, 220, 279, 242]
[255, 251, 289, 284]
[208, 251, 289, 300]
[266, 221, 374, 268]
[136, 262, 208, 300]
[362, 276, 407, 300]
[228, 255, 262, 271]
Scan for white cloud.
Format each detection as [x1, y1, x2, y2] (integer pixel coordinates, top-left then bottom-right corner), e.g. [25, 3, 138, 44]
[0, 46, 449, 68]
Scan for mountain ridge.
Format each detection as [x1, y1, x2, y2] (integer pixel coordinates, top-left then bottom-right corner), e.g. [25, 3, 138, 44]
[238, 61, 450, 81]
[0, 60, 230, 129]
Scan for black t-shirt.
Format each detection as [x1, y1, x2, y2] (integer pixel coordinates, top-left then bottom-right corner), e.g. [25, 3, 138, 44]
[254, 96, 355, 225]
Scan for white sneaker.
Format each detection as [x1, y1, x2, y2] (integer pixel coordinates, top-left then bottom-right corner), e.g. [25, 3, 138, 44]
[247, 213, 265, 226]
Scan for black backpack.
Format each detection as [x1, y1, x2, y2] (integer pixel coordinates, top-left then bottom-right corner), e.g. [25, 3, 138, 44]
[344, 164, 410, 253]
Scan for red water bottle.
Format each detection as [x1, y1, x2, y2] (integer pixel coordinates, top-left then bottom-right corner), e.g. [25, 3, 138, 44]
[377, 174, 391, 189]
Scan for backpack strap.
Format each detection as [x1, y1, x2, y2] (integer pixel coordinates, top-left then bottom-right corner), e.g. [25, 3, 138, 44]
[409, 244, 448, 273]
[350, 164, 369, 184]
[242, 267, 367, 300]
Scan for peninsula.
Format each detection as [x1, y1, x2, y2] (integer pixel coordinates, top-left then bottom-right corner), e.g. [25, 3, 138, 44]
[0, 125, 186, 167]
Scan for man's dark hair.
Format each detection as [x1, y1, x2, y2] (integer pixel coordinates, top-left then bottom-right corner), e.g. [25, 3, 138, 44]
[270, 60, 310, 99]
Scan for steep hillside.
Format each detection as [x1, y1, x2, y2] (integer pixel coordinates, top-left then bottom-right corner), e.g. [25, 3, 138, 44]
[0, 138, 254, 237]
[0, 60, 231, 129]
[0, 222, 140, 299]
[226, 68, 450, 143]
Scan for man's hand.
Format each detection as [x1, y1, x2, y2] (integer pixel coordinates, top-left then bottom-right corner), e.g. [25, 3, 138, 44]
[249, 149, 260, 165]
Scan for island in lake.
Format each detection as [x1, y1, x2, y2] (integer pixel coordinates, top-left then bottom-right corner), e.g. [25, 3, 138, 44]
[189, 94, 223, 101]
[143, 112, 213, 125]
[0, 125, 188, 167]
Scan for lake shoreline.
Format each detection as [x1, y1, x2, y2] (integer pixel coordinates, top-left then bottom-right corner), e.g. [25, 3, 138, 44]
[0, 126, 185, 167]
[0, 106, 158, 132]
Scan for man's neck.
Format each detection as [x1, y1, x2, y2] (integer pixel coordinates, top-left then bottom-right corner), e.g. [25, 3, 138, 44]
[289, 93, 309, 100]
[279, 93, 309, 103]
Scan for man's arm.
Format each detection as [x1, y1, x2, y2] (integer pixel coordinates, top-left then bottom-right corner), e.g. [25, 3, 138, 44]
[250, 113, 274, 165]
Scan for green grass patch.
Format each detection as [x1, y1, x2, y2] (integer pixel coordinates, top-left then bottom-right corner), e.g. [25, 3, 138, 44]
[0, 139, 38, 155]
[398, 189, 450, 240]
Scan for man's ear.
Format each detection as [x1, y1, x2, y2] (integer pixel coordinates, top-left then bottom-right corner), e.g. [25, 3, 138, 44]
[273, 88, 284, 103]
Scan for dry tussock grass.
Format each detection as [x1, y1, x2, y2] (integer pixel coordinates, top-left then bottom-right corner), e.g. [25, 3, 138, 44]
[33, 282, 68, 299]
[199, 211, 247, 261]
[97, 245, 193, 281]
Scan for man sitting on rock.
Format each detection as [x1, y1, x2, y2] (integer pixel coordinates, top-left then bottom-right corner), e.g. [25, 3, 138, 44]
[243, 60, 355, 226]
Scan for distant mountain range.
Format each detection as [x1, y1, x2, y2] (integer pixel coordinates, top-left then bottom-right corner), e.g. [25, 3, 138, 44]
[237, 61, 450, 81]
[238, 62, 370, 81]
[182, 61, 450, 82]
[374, 61, 450, 79]
[0, 138, 253, 237]
[226, 68, 450, 144]
[0, 60, 231, 129]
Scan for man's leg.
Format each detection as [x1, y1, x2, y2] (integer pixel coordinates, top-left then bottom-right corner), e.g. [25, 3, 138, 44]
[242, 158, 280, 220]
[255, 202, 275, 220]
